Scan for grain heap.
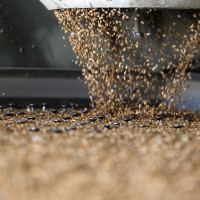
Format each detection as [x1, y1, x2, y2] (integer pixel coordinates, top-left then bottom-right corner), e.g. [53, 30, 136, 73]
[54, 9, 200, 113]
[0, 106, 200, 200]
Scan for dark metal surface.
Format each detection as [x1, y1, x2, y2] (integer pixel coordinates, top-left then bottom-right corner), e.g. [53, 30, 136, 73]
[0, 68, 82, 78]
[0, 98, 90, 108]
[0, 76, 89, 99]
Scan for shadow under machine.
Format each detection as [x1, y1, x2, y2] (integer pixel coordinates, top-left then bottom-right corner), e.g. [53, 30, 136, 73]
[1, 0, 200, 109]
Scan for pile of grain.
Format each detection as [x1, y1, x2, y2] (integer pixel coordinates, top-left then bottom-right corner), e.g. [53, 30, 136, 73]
[0, 107, 200, 200]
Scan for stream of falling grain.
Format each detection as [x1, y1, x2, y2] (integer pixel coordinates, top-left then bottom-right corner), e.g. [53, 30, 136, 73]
[54, 9, 200, 114]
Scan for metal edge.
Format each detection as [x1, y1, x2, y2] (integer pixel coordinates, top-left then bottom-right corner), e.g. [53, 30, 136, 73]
[38, 0, 200, 10]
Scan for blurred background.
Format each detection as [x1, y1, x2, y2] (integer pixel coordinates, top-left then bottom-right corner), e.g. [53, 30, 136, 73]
[0, 0, 77, 68]
[0, 0, 89, 106]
